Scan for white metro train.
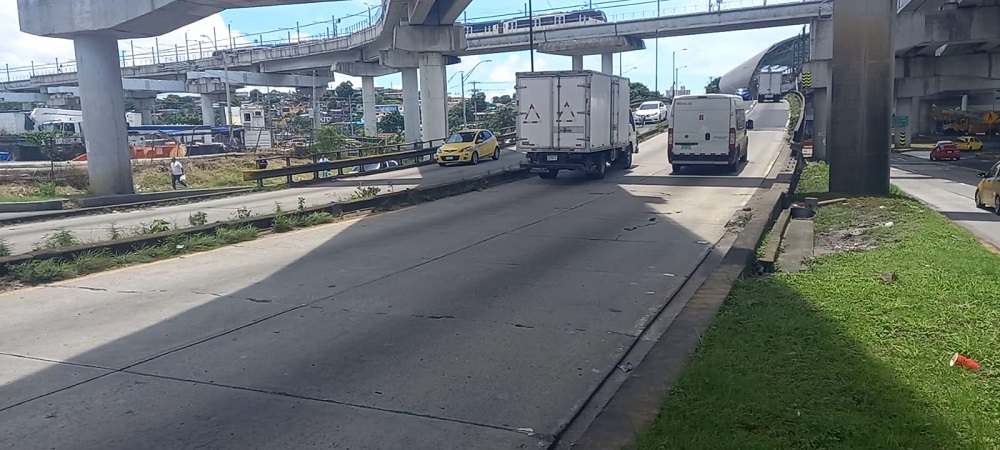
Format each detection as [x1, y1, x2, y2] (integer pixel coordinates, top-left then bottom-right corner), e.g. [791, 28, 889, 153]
[463, 10, 608, 37]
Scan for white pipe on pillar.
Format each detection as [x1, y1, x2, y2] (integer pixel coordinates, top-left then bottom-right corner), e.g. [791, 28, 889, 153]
[73, 34, 134, 195]
[572, 55, 583, 71]
[419, 53, 448, 144]
[961, 94, 969, 111]
[362, 76, 377, 136]
[401, 68, 420, 145]
[601, 53, 613, 75]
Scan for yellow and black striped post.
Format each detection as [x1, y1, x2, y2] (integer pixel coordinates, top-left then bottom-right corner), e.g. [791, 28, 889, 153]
[801, 72, 812, 89]
[898, 130, 907, 148]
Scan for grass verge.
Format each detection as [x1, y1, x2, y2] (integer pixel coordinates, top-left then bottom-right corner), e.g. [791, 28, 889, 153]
[6, 226, 260, 285]
[634, 163, 1000, 449]
[785, 93, 802, 136]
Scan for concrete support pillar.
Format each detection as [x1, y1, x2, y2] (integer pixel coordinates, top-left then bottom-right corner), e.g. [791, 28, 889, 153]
[828, 0, 894, 196]
[361, 76, 377, 136]
[918, 99, 932, 135]
[961, 94, 969, 111]
[812, 88, 830, 161]
[601, 53, 614, 75]
[201, 94, 216, 126]
[136, 98, 155, 125]
[401, 67, 420, 144]
[419, 52, 448, 144]
[572, 55, 584, 71]
[73, 33, 133, 196]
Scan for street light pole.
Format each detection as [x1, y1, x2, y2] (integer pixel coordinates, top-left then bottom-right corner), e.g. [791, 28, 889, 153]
[655, 0, 661, 94]
[528, 0, 535, 71]
[459, 60, 493, 127]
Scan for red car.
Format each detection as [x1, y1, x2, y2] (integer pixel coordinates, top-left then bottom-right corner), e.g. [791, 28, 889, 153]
[930, 141, 961, 161]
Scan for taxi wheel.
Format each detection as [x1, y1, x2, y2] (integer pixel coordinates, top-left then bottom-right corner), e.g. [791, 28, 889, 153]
[438, 163, 447, 167]
[975, 189, 986, 208]
[995, 195, 1000, 216]
[471, 151, 480, 165]
[491, 147, 500, 160]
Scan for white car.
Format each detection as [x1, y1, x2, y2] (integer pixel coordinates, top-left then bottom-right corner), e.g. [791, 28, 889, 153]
[634, 101, 668, 124]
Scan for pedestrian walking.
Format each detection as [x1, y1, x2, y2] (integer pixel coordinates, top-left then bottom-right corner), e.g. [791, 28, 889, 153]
[170, 157, 189, 189]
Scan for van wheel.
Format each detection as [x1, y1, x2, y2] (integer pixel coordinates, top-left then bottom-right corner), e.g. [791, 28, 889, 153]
[672, 164, 684, 174]
[739, 147, 748, 162]
[728, 160, 739, 173]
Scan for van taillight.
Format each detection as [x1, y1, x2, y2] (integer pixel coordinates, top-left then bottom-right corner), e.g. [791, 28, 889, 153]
[668, 128, 674, 151]
[729, 128, 736, 150]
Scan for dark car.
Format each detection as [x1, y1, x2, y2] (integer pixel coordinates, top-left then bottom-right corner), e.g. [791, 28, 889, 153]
[930, 141, 961, 161]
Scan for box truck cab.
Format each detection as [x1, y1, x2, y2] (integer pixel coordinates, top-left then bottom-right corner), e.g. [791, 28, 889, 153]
[667, 94, 753, 173]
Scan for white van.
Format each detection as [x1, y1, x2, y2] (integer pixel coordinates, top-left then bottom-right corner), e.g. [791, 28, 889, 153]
[667, 94, 754, 173]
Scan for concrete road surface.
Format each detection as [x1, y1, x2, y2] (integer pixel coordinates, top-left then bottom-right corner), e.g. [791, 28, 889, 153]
[890, 153, 1000, 249]
[0, 104, 789, 449]
[1, 150, 525, 254]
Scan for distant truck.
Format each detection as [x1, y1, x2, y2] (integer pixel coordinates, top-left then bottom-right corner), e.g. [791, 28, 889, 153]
[0, 111, 32, 134]
[516, 70, 637, 180]
[757, 70, 783, 103]
[29, 108, 143, 134]
[668, 94, 754, 173]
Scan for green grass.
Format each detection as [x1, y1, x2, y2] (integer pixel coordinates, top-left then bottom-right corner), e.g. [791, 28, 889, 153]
[785, 93, 802, 136]
[634, 163, 1000, 450]
[7, 226, 259, 284]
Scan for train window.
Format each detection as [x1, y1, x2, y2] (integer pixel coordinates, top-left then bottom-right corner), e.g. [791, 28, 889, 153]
[540, 17, 555, 26]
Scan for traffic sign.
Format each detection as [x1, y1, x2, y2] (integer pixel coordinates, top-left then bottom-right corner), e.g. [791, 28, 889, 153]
[892, 115, 909, 128]
[985, 111, 999, 125]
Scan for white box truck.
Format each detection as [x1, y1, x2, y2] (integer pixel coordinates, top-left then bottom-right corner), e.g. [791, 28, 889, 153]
[757, 70, 783, 103]
[516, 70, 637, 180]
[668, 94, 754, 173]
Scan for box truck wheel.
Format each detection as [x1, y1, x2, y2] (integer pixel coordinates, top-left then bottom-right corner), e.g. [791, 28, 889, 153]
[613, 146, 633, 169]
[539, 170, 559, 179]
[586, 154, 607, 180]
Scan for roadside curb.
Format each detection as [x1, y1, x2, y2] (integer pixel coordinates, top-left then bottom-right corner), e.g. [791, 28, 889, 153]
[567, 107, 805, 450]
[0, 168, 531, 277]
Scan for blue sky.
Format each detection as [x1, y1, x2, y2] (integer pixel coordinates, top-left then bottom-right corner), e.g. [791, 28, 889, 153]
[218, 0, 805, 96]
[3, 0, 804, 96]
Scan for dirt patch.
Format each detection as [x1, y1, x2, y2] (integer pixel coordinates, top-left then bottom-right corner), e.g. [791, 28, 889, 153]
[814, 226, 878, 256]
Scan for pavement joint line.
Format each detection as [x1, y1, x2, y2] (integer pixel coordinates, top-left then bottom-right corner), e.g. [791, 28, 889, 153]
[117, 368, 557, 443]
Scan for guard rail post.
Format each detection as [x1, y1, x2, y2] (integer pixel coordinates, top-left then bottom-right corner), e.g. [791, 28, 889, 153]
[285, 157, 293, 184]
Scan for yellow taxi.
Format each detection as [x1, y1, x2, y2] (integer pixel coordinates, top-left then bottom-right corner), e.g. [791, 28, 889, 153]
[956, 136, 984, 151]
[976, 160, 1000, 213]
[436, 129, 500, 166]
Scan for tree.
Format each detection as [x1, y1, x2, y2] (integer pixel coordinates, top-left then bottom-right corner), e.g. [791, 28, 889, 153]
[248, 89, 264, 102]
[334, 81, 355, 99]
[491, 94, 512, 106]
[312, 125, 349, 157]
[705, 77, 721, 94]
[378, 110, 404, 133]
[482, 107, 517, 133]
[629, 82, 661, 103]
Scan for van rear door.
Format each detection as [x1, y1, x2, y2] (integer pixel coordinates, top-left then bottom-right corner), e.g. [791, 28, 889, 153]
[671, 98, 733, 157]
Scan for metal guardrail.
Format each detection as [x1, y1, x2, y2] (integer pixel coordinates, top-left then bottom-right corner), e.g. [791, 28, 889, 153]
[244, 132, 516, 186]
